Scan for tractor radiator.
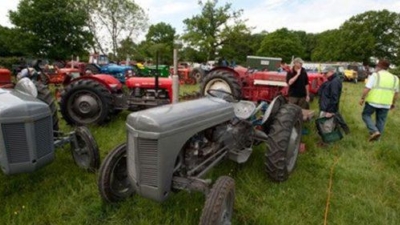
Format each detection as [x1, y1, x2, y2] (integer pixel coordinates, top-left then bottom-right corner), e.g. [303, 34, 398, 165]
[129, 136, 159, 188]
[0, 115, 54, 175]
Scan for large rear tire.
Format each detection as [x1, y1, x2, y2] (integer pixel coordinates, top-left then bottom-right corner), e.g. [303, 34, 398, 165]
[98, 143, 134, 203]
[60, 79, 113, 125]
[35, 82, 59, 133]
[199, 176, 235, 225]
[265, 104, 302, 182]
[200, 70, 241, 99]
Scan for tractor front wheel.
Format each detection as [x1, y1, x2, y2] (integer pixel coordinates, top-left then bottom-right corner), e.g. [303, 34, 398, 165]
[70, 126, 100, 172]
[60, 79, 113, 125]
[200, 70, 241, 99]
[265, 104, 302, 182]
[98, 143, 134, 203]
[199, 176, 235, 225]
[190, 68, 205, 84]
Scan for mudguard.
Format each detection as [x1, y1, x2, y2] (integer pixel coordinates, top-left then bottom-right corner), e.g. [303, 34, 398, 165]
[261, 95, 287, 125]
[68, 74, 123, 91]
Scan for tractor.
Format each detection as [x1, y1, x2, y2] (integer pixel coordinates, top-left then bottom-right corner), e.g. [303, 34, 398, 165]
[39, 64, 81, 85]
[59, 74, 172, 125]
[200, 65, 325, 104]
[97, 88, 303, 224]
[0, 69, 100, 175]
[85, 54, 134, 83]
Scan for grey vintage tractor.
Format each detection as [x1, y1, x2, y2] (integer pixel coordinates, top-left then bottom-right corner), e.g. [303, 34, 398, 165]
[0, 78, 100, 175]
[97, 89, 303, 224]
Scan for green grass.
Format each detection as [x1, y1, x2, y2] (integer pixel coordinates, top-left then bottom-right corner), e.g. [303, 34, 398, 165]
[1, 83, 400, 225]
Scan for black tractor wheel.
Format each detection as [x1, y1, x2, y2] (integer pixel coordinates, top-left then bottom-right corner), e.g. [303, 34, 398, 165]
[70, 126, 100, 172]
[190, 68, 205, 84]
[200, 70, 241, 99]
[60, 79, 113, 125]
[199, 176, 235, 225]
[98, 143, 134, 203]
[35, 82, 59, 133]
[265, 104, 302, 182]
[85, 64, 100, 74]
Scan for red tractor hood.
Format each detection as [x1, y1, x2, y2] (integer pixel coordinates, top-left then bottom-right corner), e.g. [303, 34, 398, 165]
[251, 71, 288, 87]
[125, 77, 173, 88]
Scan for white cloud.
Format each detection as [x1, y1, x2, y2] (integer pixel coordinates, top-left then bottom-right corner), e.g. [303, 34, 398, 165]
[244, 0, 400, 33]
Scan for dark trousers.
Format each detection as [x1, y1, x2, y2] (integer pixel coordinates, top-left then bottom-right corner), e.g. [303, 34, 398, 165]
[362, 103, 389, 134]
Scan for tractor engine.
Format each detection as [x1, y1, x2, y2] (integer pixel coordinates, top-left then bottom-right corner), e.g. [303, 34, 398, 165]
[0, 88, 54, 175]
[126, 77, 173, 108]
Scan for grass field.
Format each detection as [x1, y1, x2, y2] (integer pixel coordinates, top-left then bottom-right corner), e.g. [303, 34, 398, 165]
[1, 82, 400, 225]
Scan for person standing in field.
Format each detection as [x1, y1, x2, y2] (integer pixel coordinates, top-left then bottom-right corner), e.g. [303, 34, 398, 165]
[318, 66, 350, 134]
[286, 57, 310, 109]
[359, 59, 399, 141]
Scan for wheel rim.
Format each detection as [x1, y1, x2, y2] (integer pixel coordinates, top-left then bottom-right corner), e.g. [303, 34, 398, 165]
[194, 72, 202, 83]
[110, 154, 131, 197]
[72, 133, 91, 168]
[67, 90, 103, 124]
[220, 191, 234, 225]
[286, 120, 301, 172]
[204, 78, 231, 94]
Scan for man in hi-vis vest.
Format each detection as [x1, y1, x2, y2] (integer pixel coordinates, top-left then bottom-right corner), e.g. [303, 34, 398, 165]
[359, 59, 399, 141]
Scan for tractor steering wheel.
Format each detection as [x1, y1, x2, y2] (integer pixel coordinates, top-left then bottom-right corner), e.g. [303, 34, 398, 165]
[207, 89, 239, 103]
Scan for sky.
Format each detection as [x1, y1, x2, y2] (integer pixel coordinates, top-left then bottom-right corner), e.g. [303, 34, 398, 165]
[1, 0, 400, 35]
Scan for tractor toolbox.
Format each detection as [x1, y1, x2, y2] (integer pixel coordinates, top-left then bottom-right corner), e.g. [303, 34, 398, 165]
[0, 89, 54, 175]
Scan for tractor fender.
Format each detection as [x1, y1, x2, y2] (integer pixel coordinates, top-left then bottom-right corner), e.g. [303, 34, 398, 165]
[68, 74, 122, 92]
[209, 66, 240, 79]
[261, 95, 287, 125]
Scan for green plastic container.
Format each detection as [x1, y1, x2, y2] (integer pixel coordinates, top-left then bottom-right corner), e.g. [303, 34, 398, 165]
[315, 117, 343, 143]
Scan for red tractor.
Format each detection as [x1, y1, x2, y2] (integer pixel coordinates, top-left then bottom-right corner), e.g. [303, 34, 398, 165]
[200, 66, 325, 103]
[0, 68, 12, 88]
[39, 65, 81, 85]
[59, 74, 172, 125]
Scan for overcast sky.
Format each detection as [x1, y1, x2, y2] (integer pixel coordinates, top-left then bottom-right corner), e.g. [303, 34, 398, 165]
[1, 0, 399, 36]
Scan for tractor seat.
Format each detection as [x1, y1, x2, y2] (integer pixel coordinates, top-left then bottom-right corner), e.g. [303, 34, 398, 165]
[233, 101, 256, 120]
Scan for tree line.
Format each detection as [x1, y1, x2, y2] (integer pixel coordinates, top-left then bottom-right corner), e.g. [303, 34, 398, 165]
[0, 0, 399, 67]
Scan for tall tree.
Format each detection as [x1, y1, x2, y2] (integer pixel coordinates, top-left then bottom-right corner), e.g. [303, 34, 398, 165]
[182, 0, 250, 60]
[311, 29, 343, 62]
[339, 10, 400, 64]
[85, 0, 148, 60]
[145, 22, 176, 64]
[257, 28, 305, 63]
[9, 0, 93, 60]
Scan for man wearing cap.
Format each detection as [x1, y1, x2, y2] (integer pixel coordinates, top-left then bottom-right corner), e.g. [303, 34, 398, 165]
[286, 57, 310, 109]
[359, 59, 399, 141]
[318, 66, 349, 134]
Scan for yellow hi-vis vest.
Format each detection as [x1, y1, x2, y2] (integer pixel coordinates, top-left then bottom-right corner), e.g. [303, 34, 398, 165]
[366, 71, 399, 106]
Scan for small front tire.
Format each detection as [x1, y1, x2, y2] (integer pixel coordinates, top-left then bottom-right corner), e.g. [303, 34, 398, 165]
[98, 143, 134, 203]
[199, 176, 235, 225]
[70, 126, 100, 172]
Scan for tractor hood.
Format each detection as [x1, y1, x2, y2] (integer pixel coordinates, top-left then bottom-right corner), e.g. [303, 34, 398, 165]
[126, 97, 234, 134]
[0, 88, 50, 121]
[106, 63, 133, 71]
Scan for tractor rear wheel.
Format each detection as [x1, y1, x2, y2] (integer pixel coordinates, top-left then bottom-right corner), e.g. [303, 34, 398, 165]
[85, 64, 100, 74]
[190, 68, 205, 84]
[200, 70, 241, 99]
[70, 126, 100, 172]
[199, 176, 235, 225]
[60, 79, 113, 125]
[98, 143, 134, 203]
[265, 104, 302, 182]
[35, 82, 59, 133]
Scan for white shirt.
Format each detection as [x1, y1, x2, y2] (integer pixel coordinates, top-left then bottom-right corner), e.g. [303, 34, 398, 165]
[365, 71, 399, 109]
